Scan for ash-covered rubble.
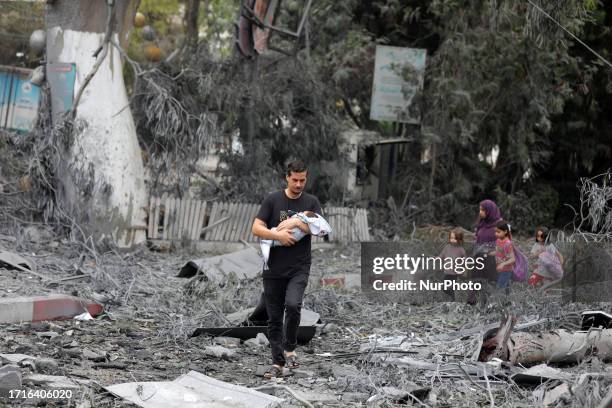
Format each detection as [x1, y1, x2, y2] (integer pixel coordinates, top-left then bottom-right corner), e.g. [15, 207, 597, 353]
[0, 231, 611, 407]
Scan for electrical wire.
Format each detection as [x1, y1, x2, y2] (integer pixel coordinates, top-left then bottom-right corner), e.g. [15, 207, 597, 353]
[526, 0, 612, 69]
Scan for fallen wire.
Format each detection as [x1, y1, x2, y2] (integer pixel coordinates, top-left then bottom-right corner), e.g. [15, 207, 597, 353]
[526, 0, 612, 70]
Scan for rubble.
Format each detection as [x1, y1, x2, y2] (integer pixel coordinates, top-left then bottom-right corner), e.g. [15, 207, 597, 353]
[0, 295, 103, 324]
[177, 246, 262, 282]
[0, 368, 22, 395]
[0, 240, 610, 407]
[480, 314, 612, 365]
[105, 370, 283, 408]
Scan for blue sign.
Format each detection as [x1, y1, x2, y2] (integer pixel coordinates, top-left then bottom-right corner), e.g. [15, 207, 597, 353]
[47, 62, 76, 123]
[0, 66, 40, 133]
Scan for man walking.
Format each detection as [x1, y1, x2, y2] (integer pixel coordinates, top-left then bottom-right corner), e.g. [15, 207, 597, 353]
[252, 159, 322, 378]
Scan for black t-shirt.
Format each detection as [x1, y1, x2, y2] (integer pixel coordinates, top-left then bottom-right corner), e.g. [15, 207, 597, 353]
[256, 190, 322, 279]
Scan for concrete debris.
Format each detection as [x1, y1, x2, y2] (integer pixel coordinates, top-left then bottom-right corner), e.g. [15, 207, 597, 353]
[381, 384, 430, 402]
[105, 370, 283, 408]
[511, 364, 574, 384]
[36, 331, 60, 339]
[481, 314, 612, 365]
[255, 332, 269, 346]
[212, 336, 241, 347]
[245, 332, 270, 348]
[0, 249, 34, 271]
[23, 374, 85, 390]
[203, 345, 236, 360]
[291, 369, 316, 379]
[82, 349, 106, 362]
[0, 365, 20, 375]
[342, 392, 370, 403]
[0, 370, 22, 395]
[33, 358, 59, 374]
[0, 354, 35, 365]
[178, 247, 262, 283]
[543, 383, 571, 407]
[0, 294, 103, 324]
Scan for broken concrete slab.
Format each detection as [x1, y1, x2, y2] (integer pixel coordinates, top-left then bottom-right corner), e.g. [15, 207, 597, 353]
[23, 374, 85, 390]
[0, 294, 103, 324]
[0, 365, 20, 375]
[105, 370, 283, 407]
[178, 247, 262, 284]
[0, 371, 22, 395]
[511, 364, 574, 384]
[0, 249, 34, 271]
[0, 354, 35, 365]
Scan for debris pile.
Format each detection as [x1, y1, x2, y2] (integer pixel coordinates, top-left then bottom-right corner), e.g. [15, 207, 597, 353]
[0, 231, 611, 407]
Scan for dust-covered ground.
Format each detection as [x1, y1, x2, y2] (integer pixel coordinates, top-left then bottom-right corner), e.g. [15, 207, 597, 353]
[0, 230, 611, 407]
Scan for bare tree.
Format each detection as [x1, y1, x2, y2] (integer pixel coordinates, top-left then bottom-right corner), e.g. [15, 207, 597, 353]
[45, 0, 147, 248]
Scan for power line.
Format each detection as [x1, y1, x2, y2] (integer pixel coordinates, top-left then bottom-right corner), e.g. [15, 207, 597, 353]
[526, 0, 612, 70]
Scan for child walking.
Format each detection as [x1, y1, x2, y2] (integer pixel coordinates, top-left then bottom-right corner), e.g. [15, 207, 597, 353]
[439, 228, 467, 300]
[494, 221, 515, 294]
[528, 226, 564, 286]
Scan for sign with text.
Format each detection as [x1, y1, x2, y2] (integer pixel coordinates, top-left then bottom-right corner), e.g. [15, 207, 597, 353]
[47, 62, 76, 123]
[370, 45, 426, 124]
[0, 66, 40, 133]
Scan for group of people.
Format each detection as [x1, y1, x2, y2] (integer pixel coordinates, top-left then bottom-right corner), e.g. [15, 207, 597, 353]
[250, 161, 565, 378]
[439, 199, 565, 303]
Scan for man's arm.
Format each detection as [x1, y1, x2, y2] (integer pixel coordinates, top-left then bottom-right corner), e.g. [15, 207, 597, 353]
[276, 217, 310, 233]
[252, 218, 297, 246]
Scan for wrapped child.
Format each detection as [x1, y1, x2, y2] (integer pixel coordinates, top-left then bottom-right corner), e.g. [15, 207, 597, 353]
[260, 210, 331, 269]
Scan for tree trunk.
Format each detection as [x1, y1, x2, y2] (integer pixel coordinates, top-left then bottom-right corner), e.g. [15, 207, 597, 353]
[46, 0, 147, 248]
[185, 0, 201, 53]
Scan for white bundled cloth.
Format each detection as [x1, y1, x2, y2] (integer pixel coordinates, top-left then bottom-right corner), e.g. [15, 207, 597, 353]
[261, 212, 332, 269]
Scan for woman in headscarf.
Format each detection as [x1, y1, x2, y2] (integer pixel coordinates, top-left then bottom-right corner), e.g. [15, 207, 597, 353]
[467, 199, 502, 305]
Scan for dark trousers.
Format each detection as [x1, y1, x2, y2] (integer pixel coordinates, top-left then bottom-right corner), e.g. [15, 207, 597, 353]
[263, 273, 309, 366]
